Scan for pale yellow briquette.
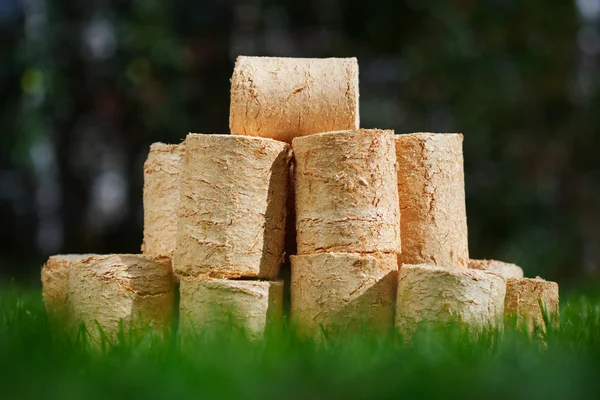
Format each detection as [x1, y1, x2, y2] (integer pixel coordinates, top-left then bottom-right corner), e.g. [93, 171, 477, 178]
[293, 129, 400, 254]
[291, 252, 398, 339]
[505, 277, 559, 333]
[142, 142, 184, 258]
[174, 134, 290, 279]
[179, 277, 283, 339]
[469, 259, 524, 280]
[396, 133, 469, 268]
[41, 254, 96, 324]
[68, 254, 174, 343]
[395, 264, 505, 336]
[230, 56, 359, 143]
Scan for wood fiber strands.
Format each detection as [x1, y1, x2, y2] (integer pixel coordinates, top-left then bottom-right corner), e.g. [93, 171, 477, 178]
[395, 264, 505, 335]
[396, 133, 469, 268]
[293, 129, 400, 254]
[230, 56, 359, 143]
[68, 254, 174, 342]
[284, 162, 297, 261]
[505, 278, 559, 332]
[469, 259, 524, 280]
[142, 143, 184, 257]
[174, 134, 291, 279]
[179, 278, 284, 339]
[41, 254, 95, 323]
[290, 252, 397, 338]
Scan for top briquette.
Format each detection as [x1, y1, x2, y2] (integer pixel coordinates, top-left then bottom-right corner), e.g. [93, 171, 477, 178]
[230, 56, 359, 143]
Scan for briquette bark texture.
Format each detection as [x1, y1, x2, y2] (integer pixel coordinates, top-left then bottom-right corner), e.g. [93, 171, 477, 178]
[469, 259, 524, 280]
[68, 254, 174, 342]
[395, 264, 505, 335]
[41, 254, 95, 324]
[290, 252, 397, 339]
[505, 277, 559, 332]
[142, 143, 184, 257]
[293, 129, 400, 254]
[179, 277, 283, 339]
[396, 133, 469, 268]
[174, 134, 290, 279]
[230, 56, 359, 143]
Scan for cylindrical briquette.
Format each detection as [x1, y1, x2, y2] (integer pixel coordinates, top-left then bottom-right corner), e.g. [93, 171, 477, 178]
[505, 277, 559, 332]
[230, 56, 359, 143]
[395, 264, 505, 335]
[41, 254, 95, 324]
[179, 277, 284, 339]
[290, 252, 398, 338]
[142, 143, 184, 257]
[469, 259, 524, 280]
[293, 129, 400, 254]
[396, 133, 469, 268]
[174, 134, 290, 279]
[68, 254, 174, 342]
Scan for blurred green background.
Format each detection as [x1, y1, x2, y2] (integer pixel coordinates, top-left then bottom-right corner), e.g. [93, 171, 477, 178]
[0, 0, 598, 286]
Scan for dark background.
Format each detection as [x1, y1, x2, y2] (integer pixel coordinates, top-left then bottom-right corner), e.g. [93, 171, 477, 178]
[1, 0, 598, 286]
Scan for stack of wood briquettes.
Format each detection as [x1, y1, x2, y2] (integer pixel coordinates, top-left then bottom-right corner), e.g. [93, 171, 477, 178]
[41, 56, 559, 342]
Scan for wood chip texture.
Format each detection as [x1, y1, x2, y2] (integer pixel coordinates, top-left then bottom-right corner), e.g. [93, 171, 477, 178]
[293, 129, 400, 254]
[174, 134, 290, 279]
[396, 264, 505, 335]
[41, 254, 95, 324]
[179, 278, 283, 339]
[230, 56, 359, 143]
[469, 259, 524, 279]
[505, 277, 559, 332]
[284, 161, 297, 260]
[142, 143, 184, 257]
[68, 254, 174, 342]
[396, 133, 469, 268]
[291, 252, 398, 339]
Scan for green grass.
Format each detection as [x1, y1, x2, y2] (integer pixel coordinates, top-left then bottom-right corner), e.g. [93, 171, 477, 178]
[1, 287, 600, 399]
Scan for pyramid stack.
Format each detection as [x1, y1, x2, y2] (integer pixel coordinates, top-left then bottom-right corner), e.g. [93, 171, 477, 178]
[40, 55, 560, 341]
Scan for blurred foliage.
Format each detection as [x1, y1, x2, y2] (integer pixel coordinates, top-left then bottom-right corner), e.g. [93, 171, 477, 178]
[0, 0, 599, 284]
